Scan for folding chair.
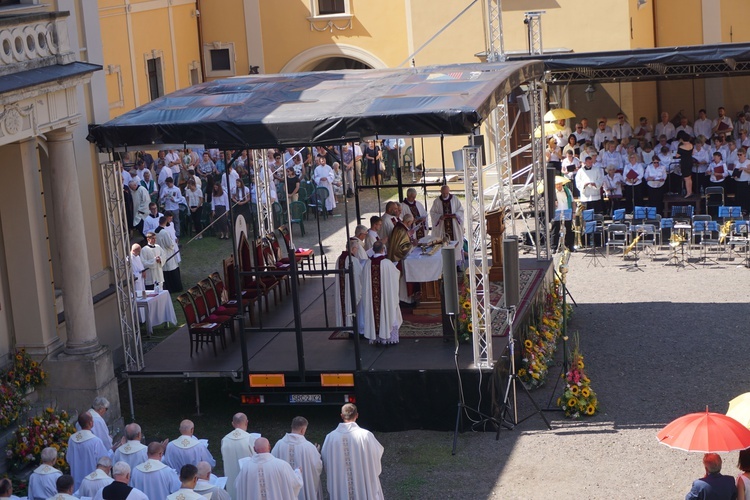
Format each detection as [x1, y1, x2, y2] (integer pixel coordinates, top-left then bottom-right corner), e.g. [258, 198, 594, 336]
[660, 218, 674, 249]
[691, 215, 712, 246]
[605, 223, 629, 257]
[704, 186, 724, 218]
[728, 221, 750, 263]
[695, 220, 722, 265]
[633, 224, 658, 260]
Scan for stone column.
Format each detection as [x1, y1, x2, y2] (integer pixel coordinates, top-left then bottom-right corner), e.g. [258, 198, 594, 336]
[46, 128, 99, 354]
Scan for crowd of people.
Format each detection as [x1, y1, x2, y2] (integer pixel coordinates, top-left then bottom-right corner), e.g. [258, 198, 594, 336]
[547, 107, 750, 221]
[334, 185, 464, 345]
[16, 399, 382, 500]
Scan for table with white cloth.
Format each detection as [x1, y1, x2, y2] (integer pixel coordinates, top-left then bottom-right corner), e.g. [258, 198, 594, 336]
[403, 238, 459, 315]
[136, 290, 177, 334]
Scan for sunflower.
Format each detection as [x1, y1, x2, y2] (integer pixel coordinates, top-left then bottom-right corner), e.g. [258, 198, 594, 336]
[577, 360, 585, 370]
[467, 323, 473, 332]
[518, 368, 527, 377]
[567, 397, 578, 407]
[581, 387, 591, 398]
[524, 339, 533, 349]
[556, 397, 561, 406]
[569, 385, 579, 395]
[462, 301, 471, 310]
[586, 405, 596, 415]
[57, 458, 65, 467]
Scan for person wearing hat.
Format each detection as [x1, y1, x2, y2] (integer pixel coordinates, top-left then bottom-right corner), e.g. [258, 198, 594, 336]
[551, 177, 575, 252]
[644, 157, 667, 214]
[159, 177, 186, 238]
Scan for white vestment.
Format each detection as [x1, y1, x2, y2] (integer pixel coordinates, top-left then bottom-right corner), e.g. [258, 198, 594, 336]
[334, 252, 363, 331]
[45, 494, 76, 500]
[77, 468, 114, 498]
[112, 440, 148, 471]
[379, 215, 400, 242]
[401, 199, 428, 238]
[429, 194, 464, 247]
[321, 422, 384, 500]
[130, 254, 145, 292]
[130, 458, 181, 500]
[362, 255, 402, 344]
[27, 464, 62, 500]
[74, 410, 112, 451]
[131, 185, 150, 226]
[155, 227, 178, 273]
[142, 213, 163, 236]
[164, 435, 216, 472]
[364, 230, 379, 251]
[313, 164, 336, 211]
[91, 483, 148, 500]
[194, 479, 230, 500]
[234, 453, 303, 500]
[220, 428, 260, 500]
[166, 488, 209, 500]
[165, 223, 181, 264]
[139, 243, 164, 286]
[67, 430, 110, 491]
[271, 433, 323, 500]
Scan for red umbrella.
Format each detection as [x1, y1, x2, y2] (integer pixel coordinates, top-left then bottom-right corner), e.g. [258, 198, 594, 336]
[657, 407, 750, 453]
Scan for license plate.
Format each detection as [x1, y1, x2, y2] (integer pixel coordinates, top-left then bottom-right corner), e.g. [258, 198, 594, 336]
[289, 394, 322, 403]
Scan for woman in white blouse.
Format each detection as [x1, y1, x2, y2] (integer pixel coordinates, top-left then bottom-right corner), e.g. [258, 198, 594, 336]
[602, 165, 624, 216]
[622, 153, 645, 212]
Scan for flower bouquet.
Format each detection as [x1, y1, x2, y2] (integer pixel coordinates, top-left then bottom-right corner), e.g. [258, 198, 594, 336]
[519, 282, 565, 388]
[6, 407, 74, 473]
[0, 384, 26, 430]
[558, 339, 598, 418]
[5, 349, 46, 393]
[456, 275, 472, 343]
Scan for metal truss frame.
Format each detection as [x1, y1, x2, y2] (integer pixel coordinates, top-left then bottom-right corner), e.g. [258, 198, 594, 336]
[463, 145, 494, 368]
[485, 0, 505, 62]
[101, 161, 143, 372]
[253, 150, 277, 240]
[528, 83, 551, 261]
[524, 11, 544, 56]
[545, 61, 750, 85]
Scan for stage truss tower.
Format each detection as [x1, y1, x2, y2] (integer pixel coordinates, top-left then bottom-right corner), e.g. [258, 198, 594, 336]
[101, 161, 144, 372]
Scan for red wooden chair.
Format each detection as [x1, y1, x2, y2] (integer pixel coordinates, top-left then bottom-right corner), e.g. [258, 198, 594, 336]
[209, 271, 259, 318]
[198, 278, 243, 337]
[250, 238, 281, 304]
[261, 238, 290, 296]
[278, 226, 315, 279]
[176, 293, 224, 357]
[187, 286, 233, 346]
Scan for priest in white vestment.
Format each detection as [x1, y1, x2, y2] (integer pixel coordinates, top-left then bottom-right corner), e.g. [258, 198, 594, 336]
[130, 442, 181, 500]
[362, 241, 402, 344]
[27, 448, 62, 500]
[76, 457, 113, 499]
[235, 438, 303, 500]
[322, 403, 384, 500]
[112, 423, 147, 471]
[166, 464, 206, 500]
[129, 245, 146, 293]
[142, 203, 163, 237]
[220, 412, 260, 500]
[91, 462, 147, 500]
[378, 201, 401, 241]
[194, 461, 230, 500]
[365, 217, 382, 251]
[67, 413, 110, 491]
[313, 156, 337, 212]
[164, 420, 216, 472]
[74, 398, 113, 451]
[334, 239, 364, 334]
[401, 188, 429, 240]
[430, 185, 464, 249]
[140, 233, 164, 289]
[271, 416, 323, 500]
[47, 474, 76, 500]
[155, 216, 182, 292]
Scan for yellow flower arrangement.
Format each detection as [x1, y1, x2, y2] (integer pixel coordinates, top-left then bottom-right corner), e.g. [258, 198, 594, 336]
[524, 339, 533, 350]
[567, 397, 577, 407]
[586, 405, 596, 415]
[581, 387, 590, 398]
[467, 323, 473, 332]
[569, 385, 579, 395]
[462, 301, 471, 310]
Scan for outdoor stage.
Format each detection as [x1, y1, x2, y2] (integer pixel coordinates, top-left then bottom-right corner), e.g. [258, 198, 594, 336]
[125, 257, 553, 431]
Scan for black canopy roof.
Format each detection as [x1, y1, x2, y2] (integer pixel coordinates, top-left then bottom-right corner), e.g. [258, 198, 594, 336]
[87, 60, 544, 150]
[509, 42, 750, 84]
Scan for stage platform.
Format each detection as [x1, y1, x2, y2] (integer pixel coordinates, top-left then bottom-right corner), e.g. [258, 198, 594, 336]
[125, 257, 553, 431]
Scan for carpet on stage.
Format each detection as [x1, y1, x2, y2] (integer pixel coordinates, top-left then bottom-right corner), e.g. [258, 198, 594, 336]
[329, 268, 544, 339]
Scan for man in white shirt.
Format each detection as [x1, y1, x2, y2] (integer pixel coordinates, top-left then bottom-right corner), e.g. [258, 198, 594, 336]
[67, 413, 110, 491]
[272, 416, 323, 500]
[220, 413, 260, 500]
[142, 202, 163, 237]
[322, 403, 384, 500]
[164, 420, 216, 472]
[633, 116, 653, 143]
[612, 113, 633, 141]
[159, 177, 186, 238]
[655, 111, 676, 142]
[235, 438, 303, 500]
[572, 122, 590, 143]
[130, 442, 181, 500]
[676, 116, 695, 139]
[92, 462, 147, 500]
[593, 119, 612, 150]
[575, 156, 605, 213]
[694, 109, 713, 140]
[736, 112, 750, 138]
[112, 423, 148, 471]
[76, 457, 114, 499]
[712, 106, 734, 136]
[27, 448, 62, 500]
[193, 461, 230, 500]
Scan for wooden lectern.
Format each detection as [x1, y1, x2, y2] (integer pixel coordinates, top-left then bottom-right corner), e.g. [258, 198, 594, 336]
[486, 208, 505, 282]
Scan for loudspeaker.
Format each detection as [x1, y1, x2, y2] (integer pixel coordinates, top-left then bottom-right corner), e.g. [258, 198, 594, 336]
[442, 246, 459, 315]
[546, 166, 557, 218]
[517, 93, 531, 113]
[470, 134, 487, 166]
[503, 236, 520, 308]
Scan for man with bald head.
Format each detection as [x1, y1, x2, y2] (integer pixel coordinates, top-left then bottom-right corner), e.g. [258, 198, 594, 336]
[67, 412, 110, 491]
[75, 397, 114, 451]
[131, 442, 180, 500]
[430, 185, 464, 247]
[401, 187, 428, 240]
[235, 438, 303, 500]
[92, 462, 147, 500]
[221, 412, 261, 499]
[163, 420, 215, 473]
[379, 201, 401, 241]
[77, 456, 114, 498]
[194, 461, 230, 500]
[112, 423, 147, 470]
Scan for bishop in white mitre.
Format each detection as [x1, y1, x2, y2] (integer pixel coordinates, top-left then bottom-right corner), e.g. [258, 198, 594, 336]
[362, 241, 402, 344]
[112, 423, 148, 471]
[163, 420, 216, 472]
[235, 438, 303, 500]
[27, 448, 62, 500]
[74, 398, 113, 451]
[271, 416, 323, 500]
[76, 457, 114, 499]
[67, 413, 110, 491]
[334, 239, 364, 334]
[130, 442, 181, 500]
[220, 413, 260, 500]
[429, 185, 464, 261]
